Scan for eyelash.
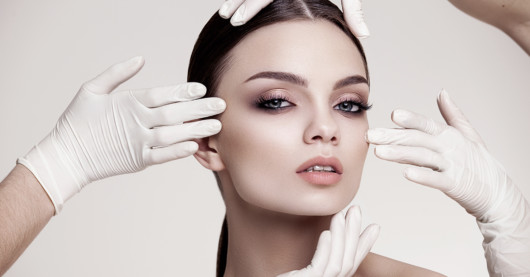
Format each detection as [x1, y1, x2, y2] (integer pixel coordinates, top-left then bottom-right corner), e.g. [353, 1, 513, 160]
[333, 98, 372, 114]
[255, 95, 293, 111]
[256, 95, 372, 114]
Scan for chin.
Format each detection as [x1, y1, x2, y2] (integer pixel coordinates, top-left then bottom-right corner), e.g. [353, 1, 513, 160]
[259, 193, 355, 217]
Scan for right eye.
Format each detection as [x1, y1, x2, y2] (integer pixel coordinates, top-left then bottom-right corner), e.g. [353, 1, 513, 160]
[256, 96, 293, 110]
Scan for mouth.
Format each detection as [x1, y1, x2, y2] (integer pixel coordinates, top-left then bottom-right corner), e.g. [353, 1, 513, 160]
[303, 165, 336, 173]
[296, 157, 343, 185]
[296, 156, 343, 174]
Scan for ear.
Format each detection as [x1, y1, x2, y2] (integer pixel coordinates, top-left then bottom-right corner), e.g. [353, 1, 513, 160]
[193, 137, 225, 171]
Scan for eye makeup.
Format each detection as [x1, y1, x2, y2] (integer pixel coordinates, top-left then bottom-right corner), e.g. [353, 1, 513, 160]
[255, 92, 293, 112]
[252, 86, 372, 115]
[333, 94, 372, 115]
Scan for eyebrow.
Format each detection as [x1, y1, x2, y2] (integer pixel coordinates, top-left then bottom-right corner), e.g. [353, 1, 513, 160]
[245, 71, 307, 87]
[333, 75, 368, 90]
[244, 71, 368, 89]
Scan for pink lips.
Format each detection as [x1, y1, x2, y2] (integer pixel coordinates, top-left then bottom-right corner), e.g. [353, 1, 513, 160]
[296, 157, 343, 185]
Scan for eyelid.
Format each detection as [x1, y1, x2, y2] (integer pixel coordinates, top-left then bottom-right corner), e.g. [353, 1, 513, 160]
[255, 89, 293, 103]
[334, 93, 367, 106]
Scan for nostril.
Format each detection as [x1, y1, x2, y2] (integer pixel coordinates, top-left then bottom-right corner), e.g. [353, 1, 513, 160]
[311, 135, 338, 143]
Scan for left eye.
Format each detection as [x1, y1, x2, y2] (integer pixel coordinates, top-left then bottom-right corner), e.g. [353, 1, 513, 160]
[334, 101, 360, 113]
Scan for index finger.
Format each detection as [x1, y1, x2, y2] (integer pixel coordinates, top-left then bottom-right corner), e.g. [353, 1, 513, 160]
[391, 109, 447, 135]
[131, 83, 207, 108]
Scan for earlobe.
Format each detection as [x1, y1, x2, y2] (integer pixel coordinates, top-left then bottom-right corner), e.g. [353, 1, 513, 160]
[193, 137, 225, 171]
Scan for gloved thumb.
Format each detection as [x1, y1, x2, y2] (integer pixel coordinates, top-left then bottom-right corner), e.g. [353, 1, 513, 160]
[82, 56, 145, 95]
[437, 89, 486, 146]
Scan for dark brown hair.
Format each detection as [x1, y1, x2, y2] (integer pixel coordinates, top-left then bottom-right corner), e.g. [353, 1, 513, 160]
[188, 0, 369, 98]
[187, 1, 369, 275]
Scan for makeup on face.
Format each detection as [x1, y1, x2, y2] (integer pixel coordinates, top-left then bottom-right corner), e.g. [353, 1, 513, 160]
[296, 156, 343, 185]
[243, 71, 371, 116]
[209, 20, 370, 215]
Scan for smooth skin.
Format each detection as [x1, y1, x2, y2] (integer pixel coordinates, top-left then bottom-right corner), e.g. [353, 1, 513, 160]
[447, 0, 530, 54]
[193, 19, 445, 277]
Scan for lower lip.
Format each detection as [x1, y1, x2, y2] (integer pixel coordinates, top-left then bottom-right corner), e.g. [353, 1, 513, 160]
[297, 172, 342, 185]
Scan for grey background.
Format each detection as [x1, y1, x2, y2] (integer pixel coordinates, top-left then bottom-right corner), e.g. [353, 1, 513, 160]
[1, 0, 528, 276]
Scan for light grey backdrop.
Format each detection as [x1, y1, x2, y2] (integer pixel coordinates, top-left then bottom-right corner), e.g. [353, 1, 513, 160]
[1, 0, 528, 276]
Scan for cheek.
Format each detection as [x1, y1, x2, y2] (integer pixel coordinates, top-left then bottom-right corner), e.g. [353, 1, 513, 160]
[341, 116, 369, 170]
[215, 109, 301, 205]
[215, 107, 370, 215]
[332, 116, 369, 205]
[217, 109, 300, 163]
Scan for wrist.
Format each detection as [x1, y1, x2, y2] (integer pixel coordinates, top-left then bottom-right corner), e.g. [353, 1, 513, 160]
[18, 133, 84, 214]
[477, 193, 530, 276]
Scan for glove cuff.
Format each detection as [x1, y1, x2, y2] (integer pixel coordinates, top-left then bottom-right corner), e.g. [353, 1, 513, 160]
[17, 135, 82, 214]
[477, 188, 530, 276]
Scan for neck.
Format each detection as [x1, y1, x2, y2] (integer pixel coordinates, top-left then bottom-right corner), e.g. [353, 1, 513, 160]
[222, 191, 332, 277]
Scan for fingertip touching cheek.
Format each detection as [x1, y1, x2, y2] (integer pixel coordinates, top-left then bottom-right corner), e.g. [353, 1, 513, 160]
[209, 19, 370, 216]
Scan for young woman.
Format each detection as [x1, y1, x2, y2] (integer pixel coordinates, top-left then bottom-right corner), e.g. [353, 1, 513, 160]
[1, 0, 527, 276]
[188, 0, 444, 276]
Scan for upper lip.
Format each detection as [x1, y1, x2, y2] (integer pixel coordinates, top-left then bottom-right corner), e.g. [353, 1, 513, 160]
[296, 156, 343, 174]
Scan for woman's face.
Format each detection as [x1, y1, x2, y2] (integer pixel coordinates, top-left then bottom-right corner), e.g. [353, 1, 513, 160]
[211, 19, 370, 216]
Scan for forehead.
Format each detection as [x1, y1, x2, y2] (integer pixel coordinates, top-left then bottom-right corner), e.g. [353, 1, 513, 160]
[221, 19, 366, 87]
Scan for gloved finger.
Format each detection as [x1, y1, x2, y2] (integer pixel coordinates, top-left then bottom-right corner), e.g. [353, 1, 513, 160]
[342, 0, 370, 38]
[349, 224, 380, 275]
[340, 206, 362, 276]
[374, 145, 449, 172]
[309, 230, 332, 276]
[82, 56, 145, 95]
[219, 0, 245, 19]
[148, 120, 222, 147]
[146, 97, 226, 128]
[323, 212, 346, 277]
[366, 128, 444, 152]
[230, 0, 274, 26]
[131, 83, 207, 108]
[403, 167, 455, 192]
[391, 109, 447, 136]
[437, 89, 486, 146]
[145, 141, 199, 165]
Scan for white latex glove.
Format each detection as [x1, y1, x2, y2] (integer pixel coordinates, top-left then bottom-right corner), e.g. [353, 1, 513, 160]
[277, 206, 380, 277]
[366, 89, 530, 276]
[218, 0, 370, 38]
[17, 57, 226, 214]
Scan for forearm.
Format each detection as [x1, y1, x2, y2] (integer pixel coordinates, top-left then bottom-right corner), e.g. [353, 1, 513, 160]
[504, 21, 530, 55]
[447, 0, 530, 55]
[0, 164, 54, 275]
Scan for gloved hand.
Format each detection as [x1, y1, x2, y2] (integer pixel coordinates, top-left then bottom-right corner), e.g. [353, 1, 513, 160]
[17, 57, 226, 214]
[218, 0, 370, 38]
[277, 206, 380, 277]
[366, 89, 530, 276]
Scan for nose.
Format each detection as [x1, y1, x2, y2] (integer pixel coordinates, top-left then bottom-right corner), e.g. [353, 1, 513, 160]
[303, 107, 340, 145]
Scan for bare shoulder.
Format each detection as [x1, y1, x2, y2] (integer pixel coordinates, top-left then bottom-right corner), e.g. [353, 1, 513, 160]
[354, 252, 446, 277]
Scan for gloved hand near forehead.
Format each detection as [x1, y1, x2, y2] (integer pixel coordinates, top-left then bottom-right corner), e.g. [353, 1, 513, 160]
[366, 90, 530, 276]
[218, 0, 370, 38]
[17, 57, 226, 214]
